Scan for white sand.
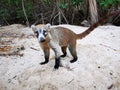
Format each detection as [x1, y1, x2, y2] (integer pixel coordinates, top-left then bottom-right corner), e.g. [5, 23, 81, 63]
[0, 24, 120, 90]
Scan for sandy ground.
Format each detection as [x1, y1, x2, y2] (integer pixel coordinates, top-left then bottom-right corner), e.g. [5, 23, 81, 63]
[0, 24, 120, 90]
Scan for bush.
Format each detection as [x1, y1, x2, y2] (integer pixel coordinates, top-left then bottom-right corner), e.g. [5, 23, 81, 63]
[0, 0, 33, 25]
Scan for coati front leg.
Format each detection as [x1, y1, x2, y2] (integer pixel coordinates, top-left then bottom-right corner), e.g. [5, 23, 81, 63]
[68, 43, 78, 63]
[50, 41, 61, 69]
[52, 47, 61, 69]
[61, 46, 67, 57]
[40, 47, 50, 65]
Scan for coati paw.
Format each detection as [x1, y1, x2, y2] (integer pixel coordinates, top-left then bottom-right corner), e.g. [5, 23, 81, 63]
[70, 59, 77, 63]
[40, 61, 48, 65]
[70, 57, 78, 63]
[54, 65, 59, 69]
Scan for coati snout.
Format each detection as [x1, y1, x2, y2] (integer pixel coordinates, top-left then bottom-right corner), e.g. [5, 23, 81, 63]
[35, 30, 48, 42]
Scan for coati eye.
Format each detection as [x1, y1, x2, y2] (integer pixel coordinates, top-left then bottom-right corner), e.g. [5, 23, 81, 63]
[43, 30, 48, 36]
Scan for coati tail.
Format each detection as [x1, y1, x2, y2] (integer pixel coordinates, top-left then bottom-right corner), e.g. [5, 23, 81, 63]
[76, 10, 120, 39]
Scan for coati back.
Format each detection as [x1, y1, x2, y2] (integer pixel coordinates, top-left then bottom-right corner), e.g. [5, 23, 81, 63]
[31, 10, 120, 69]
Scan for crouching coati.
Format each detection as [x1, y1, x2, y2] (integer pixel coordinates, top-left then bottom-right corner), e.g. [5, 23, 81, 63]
[31, 10, 120, 69]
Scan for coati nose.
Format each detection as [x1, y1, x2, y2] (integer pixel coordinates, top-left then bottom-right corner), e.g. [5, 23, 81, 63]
[40, 37, 45, 42]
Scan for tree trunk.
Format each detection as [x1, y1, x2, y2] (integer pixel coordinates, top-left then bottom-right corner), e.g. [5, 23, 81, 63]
[89, 0, 98, 25]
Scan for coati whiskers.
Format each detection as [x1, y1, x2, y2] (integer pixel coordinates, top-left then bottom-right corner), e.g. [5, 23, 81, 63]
[31, 10, 120, 69]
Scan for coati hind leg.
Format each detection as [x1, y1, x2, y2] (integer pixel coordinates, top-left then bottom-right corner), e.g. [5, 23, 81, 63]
[68, 43, 78, 63]
[61, 46, 67, 57]
[40, 48, 50, 65]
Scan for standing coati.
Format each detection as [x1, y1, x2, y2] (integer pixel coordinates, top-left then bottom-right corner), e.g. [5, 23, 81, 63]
[31, 10, 120, 69]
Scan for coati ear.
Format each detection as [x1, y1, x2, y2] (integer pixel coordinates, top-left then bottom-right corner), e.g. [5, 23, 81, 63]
[31, 25, 37, 32]
[45, 23, 51, 31]
[46, 23, 51, 29]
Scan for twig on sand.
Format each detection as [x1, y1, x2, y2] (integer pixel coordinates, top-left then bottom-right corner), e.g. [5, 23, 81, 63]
[0, 53, 24, 57]
[68, 79, 74, 84]
[30, 47, 39, 51]
[100, 44, 117, 51]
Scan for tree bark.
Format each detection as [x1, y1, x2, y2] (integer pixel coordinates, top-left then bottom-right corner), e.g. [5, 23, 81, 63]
[89, 0, 98, 25]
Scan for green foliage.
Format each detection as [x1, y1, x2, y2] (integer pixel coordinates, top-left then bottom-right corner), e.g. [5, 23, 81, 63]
[60, 3, 68, 9]
[99, 0, 120, 9]
[70, 0, 83, 6]
[0, 0, 119, 25]
[0, 0, 33, 24]
[43, 0, 51, 4]
[59, 0, 83, 9]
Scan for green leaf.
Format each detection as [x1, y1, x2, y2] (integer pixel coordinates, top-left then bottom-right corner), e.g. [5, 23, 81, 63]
[60, 3, 68, 9]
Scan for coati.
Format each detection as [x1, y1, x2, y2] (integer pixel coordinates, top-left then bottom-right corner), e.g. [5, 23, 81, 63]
[31, 10, 120, 69]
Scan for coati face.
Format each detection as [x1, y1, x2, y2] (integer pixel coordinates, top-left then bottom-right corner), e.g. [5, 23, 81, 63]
[34, 29, 48, 42]
[31, 24, 51, 42]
